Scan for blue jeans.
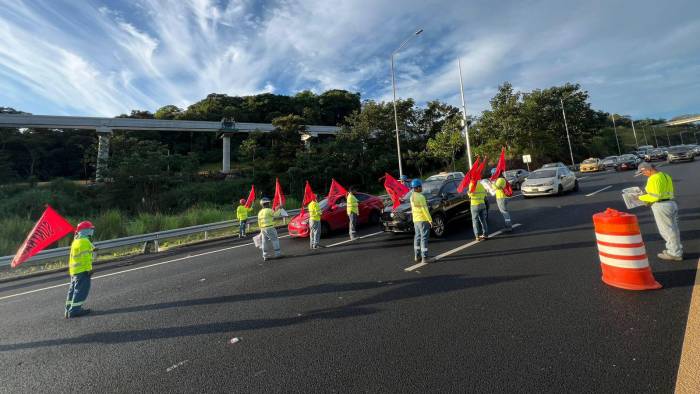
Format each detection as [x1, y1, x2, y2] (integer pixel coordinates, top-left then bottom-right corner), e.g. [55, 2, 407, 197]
[496, 198, 512, 230]
[414, 221, 430, 258]
[471, 204, 488, 238]
[309, 219, 321, 248]
[651, 201, 683, 257]
[66, 271, 91, 317]
[239, 219, 247, 237]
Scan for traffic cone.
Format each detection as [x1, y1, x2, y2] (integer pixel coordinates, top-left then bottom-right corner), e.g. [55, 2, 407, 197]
[593, 208, 661, 291]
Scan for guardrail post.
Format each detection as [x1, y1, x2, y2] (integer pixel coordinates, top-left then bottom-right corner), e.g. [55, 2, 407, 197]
[142, 240, 159, 254]
[204, 231, 209, 240]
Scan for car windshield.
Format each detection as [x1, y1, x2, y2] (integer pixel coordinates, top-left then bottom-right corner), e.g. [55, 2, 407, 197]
[620, 155, 635, 160]
[582, 159, 597, 164]
[542, 163, 561, 168]
[602, 157, 617, 163]
[504, 170, 518, 177]
[421, 180, 443, 195]
[669, 147, 687, 153]
[529, 170, 556, 179]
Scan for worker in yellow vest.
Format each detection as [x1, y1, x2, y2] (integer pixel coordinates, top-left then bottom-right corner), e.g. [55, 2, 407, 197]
[308, 196, 322, 249]
[637, 162, 683, 261]
[65, 221, 96, 318]
[468, 179, 489, 241]
[258, 197, 282, 261]
[410, 179, 433, 263]
[347, 188, 359, 240]
[236, 199, 253, 238]
[494, 177, 512, 232]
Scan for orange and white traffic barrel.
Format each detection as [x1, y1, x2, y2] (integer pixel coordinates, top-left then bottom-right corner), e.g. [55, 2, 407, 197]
[593, 208, 661, 290]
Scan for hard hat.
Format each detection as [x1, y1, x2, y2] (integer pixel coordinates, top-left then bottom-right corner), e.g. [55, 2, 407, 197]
[260, 197, 271, 206]
[239, 199, 246, 205]
[410, 179, 422, 188]
[490, 168, 497, 175]
[400, 175, 409, 181]
[75, 221, 95, 232]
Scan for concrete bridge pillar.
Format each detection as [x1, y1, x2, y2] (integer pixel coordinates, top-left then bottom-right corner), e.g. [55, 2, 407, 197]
[96, 127, 112, 182]
[222, 134, 232, 173]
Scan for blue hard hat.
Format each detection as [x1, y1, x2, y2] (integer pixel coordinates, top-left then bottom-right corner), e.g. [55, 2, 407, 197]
[490, 168, 497, 175]
[411, 179, 422, 188]
[400, 175, 409, 181]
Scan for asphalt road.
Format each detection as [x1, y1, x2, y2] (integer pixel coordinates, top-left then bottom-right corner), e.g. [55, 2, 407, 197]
[1, 161, 699, 393]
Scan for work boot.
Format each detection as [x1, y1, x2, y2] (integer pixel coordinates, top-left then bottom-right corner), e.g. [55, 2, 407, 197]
[421, 256, 431, 264]
[658, 252, 682, 261]
[414, 255, 420, 263]
[68, 309, 91, 318]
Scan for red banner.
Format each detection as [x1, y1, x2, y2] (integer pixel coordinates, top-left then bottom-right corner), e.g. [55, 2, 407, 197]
[457, 157, 480, 193]
[383, 173, 410, 209]
[469, 156, 487, 193]
[302, 181, 317, 207]
[327, 179, 348, 207]
[11, 205, 74, 268]
[244, 185, 256, 208]
[490, 148, 513, 196]
[272, 178, 286, 210]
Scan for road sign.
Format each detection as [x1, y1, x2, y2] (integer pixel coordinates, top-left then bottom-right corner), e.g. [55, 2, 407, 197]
[522, 154, 532, 163]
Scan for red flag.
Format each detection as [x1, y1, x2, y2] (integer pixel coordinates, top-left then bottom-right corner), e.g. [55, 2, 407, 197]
[244, 185, 256, 208]
[490, 148, 507, 181]
[457, 157, 480, 193]
[11, 205, 74, 268]
[302, 181, 317, 207]
[272, 178, 286, 210]
[469, 158, 487, 193]
[383, 173, 410, 209]
[327, 178, 348, 206]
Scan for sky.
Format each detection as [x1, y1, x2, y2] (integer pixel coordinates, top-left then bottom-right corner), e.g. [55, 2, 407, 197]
[0, 0, 698, 120]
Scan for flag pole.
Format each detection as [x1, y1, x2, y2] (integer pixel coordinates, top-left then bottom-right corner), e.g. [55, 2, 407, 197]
[458, 58, 473, 169]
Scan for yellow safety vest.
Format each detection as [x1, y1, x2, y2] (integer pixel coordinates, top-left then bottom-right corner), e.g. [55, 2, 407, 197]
[236, 205, 251, 221]
[69, 237, 94, 276]
[308, 201, 322, 221]
[258, 208, 275, 228]
[639, 172, 674, 203]
[346, 193, 359, 215]
[468, 181, 487, 205]
[494, 178, 507, 200]
[410, 192, 432, 223]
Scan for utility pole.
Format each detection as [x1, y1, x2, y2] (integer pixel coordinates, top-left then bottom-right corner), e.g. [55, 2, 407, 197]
[611, 114, 621, 155]
[458, 58, 473, 169]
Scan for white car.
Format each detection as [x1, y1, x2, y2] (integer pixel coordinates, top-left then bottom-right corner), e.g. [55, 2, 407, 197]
[521, 167, 579, 197]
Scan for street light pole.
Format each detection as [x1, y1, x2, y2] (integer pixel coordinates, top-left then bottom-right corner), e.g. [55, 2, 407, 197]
[391, 28, 423, 179]
[665, 128, 671, 146]
[651, 126, 658, 147]
[458, 58, 473, 169]
[560, 94, 576, 168]
[611, 114, 621, 155]
[680, 130, 685, 145]
[630, 118, 639, 148]
[641, 125, 648, 145]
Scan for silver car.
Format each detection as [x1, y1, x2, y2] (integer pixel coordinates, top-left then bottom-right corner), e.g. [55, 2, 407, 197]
[521, 167, 579, 197]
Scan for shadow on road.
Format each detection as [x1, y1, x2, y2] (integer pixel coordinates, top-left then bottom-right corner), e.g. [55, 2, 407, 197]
[0, 274, 538, 352]
[654, 269, 698, 289]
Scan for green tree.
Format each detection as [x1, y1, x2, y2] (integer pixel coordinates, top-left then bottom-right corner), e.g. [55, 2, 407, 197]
[426, 117, 464, 170]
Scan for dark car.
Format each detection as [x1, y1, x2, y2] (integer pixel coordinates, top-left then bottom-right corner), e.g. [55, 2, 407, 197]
[644, 148, 666, 162]
[667, 145, 695, 163]
[601, 156, 619, 169]
[614, 154, 639, 171]
[380, 175, 487, 237]
[504, 169, 529, 190]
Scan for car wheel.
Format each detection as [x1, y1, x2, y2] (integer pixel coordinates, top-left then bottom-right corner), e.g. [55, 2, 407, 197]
[431, 213, 446, 237]
[557, 185, 563, 195]
[320, 222, 330, 238]
[573, 180, 579, 192]
[369, 210, 380, 225]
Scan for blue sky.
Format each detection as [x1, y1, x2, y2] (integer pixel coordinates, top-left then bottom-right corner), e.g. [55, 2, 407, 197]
[1, 0, 698, 120]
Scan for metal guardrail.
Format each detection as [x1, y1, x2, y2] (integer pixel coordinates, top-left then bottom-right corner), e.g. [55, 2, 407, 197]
[0, 208, 302, 267]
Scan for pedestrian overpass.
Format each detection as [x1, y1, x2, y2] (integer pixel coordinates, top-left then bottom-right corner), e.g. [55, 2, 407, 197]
[0, 114, 340, 179]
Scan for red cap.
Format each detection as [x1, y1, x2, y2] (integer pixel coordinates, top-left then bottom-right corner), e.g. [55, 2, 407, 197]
[75, 221, 95, 232]
[239, 199, 246, 205]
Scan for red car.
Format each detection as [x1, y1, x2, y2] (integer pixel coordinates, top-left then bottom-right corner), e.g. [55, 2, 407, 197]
[288, 192, 385, 238]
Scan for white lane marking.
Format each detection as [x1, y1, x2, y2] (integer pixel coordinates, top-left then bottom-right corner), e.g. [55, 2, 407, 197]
[578, 176, 590, 180]
[404, 223, 522, 271]
[166, 360, 189, 372]
[585, 185, 612, 197]
[0, 235, 292, 302]
[325, 231, 384, 248]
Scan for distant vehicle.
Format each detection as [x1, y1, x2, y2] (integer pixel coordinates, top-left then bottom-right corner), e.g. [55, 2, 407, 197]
[380, 174, 487, 237]
[541, 162, 568, 169]
[685, 144, 700, 156]
[521, 167, 578, 197]
[644, 148, 666, 162]
[580, 158, 603, 172]
[504, 169, 529, 190]
[601, 156, 619, 169]
[288, 192, 384, 238]
[638, 145, 654, 152]
[615, 154, 640, 171]
[425, 172, 464, 182]
[667, 145, 695, 163]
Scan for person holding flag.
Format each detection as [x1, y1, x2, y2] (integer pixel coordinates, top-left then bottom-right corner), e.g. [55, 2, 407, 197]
[490, 148, 514, 232]
[236, 198, 253, 238]
[65, 221, 96, 318]
[465, 157, 489, 241]
[308, 195, 322, 249]
[410, 179, 433, 263]
[258, 197, 282, 261]
[346, 187, 359, 240]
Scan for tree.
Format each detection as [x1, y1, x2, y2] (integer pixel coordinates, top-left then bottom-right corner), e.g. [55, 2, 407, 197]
[154, 105, 183, 120]
[426, 117, 463, 170]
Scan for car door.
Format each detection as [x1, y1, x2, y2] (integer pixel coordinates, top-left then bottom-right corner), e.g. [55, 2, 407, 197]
[355, 193, 371, 224]
[327, 196, 349, 230]
[447, 180, 471, 220]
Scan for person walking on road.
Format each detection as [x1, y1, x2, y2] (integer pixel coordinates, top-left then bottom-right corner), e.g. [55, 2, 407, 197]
[494, 176, 513, 232]
[308, 196, 322, 249]
[258, 197, 282, 261]
[410, 179, 433, 263]
[236, 199, 252, 238]
[469, 179, 489, 241]
[347, 188, 359, 240]
[637, 162, 683, 261]
[65, 221, 96, 318]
